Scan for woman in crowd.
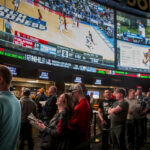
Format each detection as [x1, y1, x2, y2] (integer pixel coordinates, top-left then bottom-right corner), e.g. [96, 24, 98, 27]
[36, 93, 74, 150]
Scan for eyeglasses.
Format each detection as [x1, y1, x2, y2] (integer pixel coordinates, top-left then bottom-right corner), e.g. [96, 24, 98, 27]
[72, 90, 79, 93]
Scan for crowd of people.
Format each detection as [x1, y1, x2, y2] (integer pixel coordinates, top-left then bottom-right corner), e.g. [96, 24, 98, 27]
[48, 0, 114, 37]
[0, 65, 91, 150]
[97, 87, 150, 150]
[0, 64, 150, 150]
[48, 0, 113, 25]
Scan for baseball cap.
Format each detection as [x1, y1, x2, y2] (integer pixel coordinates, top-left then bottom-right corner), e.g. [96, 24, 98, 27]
[39, 88, 45, 93]
[136, 86, 142, 89]
[70, 84, 82, 93]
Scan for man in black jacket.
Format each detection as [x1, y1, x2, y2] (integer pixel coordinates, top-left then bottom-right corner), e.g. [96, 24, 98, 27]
[98, 88, 116, 150]
[35, 88, 47, 120]
[42, 86, 57, 124]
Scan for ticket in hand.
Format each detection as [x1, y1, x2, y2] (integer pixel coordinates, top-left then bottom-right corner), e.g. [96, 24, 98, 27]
[27, 113, 37, 122]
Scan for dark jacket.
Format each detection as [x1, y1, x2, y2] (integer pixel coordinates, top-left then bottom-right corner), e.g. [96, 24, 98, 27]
[40, 110, 71, 150]
[35, 93, 47, 113]
[43, 95, 57, 123]
[20, 96, 37, 123]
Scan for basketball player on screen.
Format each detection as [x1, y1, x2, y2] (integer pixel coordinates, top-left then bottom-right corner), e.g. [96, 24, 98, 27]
[89, 31, 95, 45]
[63, 16, 67, 31]
[38, 9, 42, 24]
[58, 15, 62, 32]
[76, 17, 79, 28]
[12, 0, 20, 11]
[86, 35, 93, 51]
[72, 15, 76, 28]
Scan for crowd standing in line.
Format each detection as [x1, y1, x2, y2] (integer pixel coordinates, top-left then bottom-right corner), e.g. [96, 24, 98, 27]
[0, 65, 150, 150]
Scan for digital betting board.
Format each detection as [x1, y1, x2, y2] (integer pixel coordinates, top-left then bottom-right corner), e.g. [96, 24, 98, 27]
[117, 11, 150, 73]
[1, 47, 150, 79]
[0, 0, 115, 68]
[0, 47, 97, 73]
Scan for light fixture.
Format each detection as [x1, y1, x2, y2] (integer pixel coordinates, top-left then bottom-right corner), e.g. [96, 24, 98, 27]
[27, 80, 39, 83]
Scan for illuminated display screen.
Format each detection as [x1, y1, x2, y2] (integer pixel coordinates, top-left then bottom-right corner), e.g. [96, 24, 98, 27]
[0, 0, 115, 68]
[73, 76, 83, 83]
[0, 48, 97, 73]
[94, 78, 102, 85]
[117, 11, 150, 73]
[87, 91, 100, 99]
[1, 47, 150, 79]
[7, 65, 18, 76]
[38, 70, 50, 80]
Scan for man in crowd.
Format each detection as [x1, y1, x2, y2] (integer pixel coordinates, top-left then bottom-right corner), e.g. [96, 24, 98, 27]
[125, 89, 141, 150]
[42, 86, 57, 124]
[146, 91, 150, 137]
[69, 84, 91, 150]
[19, 88, 37, 150]
[140, 90, 150, 144]
[135, 86, 147, 146]
[135, 86, 145, 101]
[98, 88, 116, 150]
[35, 88, 47, 120]
[108, 88, 129, 150]
[13, 0, 20, 11]
[0, 65, 21, 150]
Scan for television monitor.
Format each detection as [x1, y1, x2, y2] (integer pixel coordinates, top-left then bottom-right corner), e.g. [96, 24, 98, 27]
[117, 11, 150, 73]
[0, 0, 115, 68]
[93, 78, 102, 85]
[7, 65, 18, 76]
[87, 90, 100, 99]
[38, 70, 50, 80]
[73, 75, 84, 83]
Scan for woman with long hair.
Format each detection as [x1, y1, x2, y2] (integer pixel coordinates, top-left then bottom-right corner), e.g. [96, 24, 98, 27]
[36, 93, 74, 150]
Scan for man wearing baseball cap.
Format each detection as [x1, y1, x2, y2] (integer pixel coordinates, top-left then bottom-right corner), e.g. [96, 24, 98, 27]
[19, 88, 37, 150]
[35, 88, 47, 121]
[69, 84, 91, 150]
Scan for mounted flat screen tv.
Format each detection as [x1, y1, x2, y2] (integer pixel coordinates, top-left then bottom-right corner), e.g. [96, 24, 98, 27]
[117, 11, 150, 73]
[0, 0, 115, 68]
[38, 70, 50, 80]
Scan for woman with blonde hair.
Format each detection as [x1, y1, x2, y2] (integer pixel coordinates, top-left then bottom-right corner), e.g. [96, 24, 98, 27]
[36, 93, 74, 150]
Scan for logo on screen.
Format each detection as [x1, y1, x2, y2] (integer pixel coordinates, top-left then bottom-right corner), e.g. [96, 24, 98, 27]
[0, 5, 47, 30]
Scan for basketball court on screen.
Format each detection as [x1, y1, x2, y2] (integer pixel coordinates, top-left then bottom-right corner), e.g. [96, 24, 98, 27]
[0, 0, 114, 61]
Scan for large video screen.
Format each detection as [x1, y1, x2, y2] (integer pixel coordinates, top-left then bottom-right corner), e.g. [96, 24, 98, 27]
[0, 0, 115, 68]
[117, 11, 150, 73]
